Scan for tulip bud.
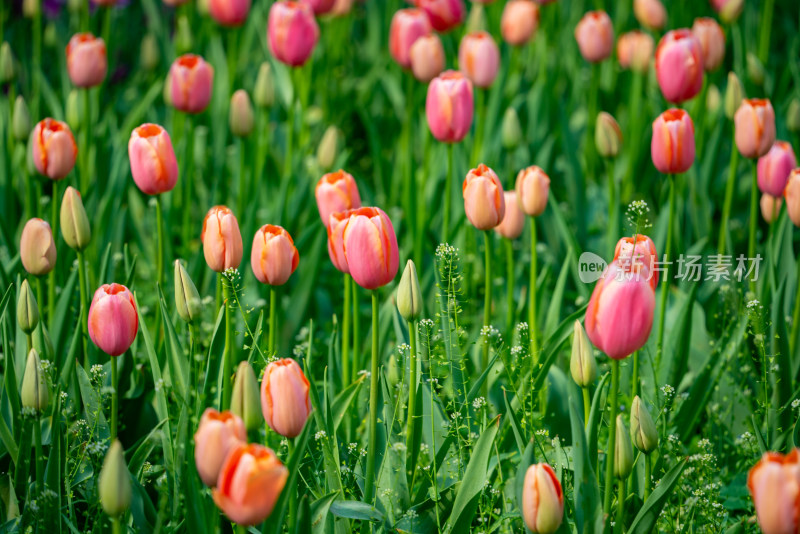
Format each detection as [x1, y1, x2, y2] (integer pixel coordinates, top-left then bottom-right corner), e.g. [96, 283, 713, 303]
[250, 224, 299, 286]
[12, 96, 31, 142]
[651, 108, 696, 175]
[409, 35, 445, 83]
[21, 348, 49, 412]
[304, 0, 335, 15]
[515, 165, 550, 217]
[614, 415, 633, 479]
[66, 33, 107, 88]
[465, 4, 486, 34]
[32, 118, 78, 181]
[616, 31, 654, 73]
[569, 320, 596, 388]
[231, 361, 263, 431]
[757, 141, 797, 197]
[724, 72, 744, 120]
[17, 280, 39, 335]
[788, 100, 800, 134]
[317, 126, 339, 170]
[747, 52, 765, 87]
[785, 169, 800, 228]
[522, 463, 564, 534]
[595, 111, 622, 158]
[22, 0, 40, 18]
[202, 206, 244, 272]
[140, 34, 159, 71]
[98, 440, 132, 518]
[340, 207, 401, 290]
[633, 0, 666, 31]
[175, 15, 193, 56]
[60, 186, 91, 251]
[209, 0, 251, 27]
[713, 0, 743, 24]
[261, 359, 312, 438]
[495, 191, 525, 240]
[88, 284, 139, 357]
[174, 260, 202, 324]
[458, 31, 500, 89]
[397, 260, 422, 322]
[630, 395, 658, 454]
[254, 62, 275, 109]
[501, 107, 522, 150]
[574, 11, 614, 63]
[500, 0, 539, 47]
[760, 194, 782, 224]
[66, 90, 82, 131]
[692, 17, 725, 72]
[229, 90, 254, 138]
[197, 0, 210, 14]
[463, 164, 506, 230]
[0, 42, 14, 84]
[614, 234, 659, 289]
[20, 218, 57, 276]
[129, 123, 180, 195]
[194, 409, 247, 486]
[706, 84, 721, 114]
[169, 54, 214, 114]
[735, 99, 776, 160]
[389, 9, 432, 69]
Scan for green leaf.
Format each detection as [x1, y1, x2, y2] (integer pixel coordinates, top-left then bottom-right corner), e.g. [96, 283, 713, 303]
[514, 440, 535, 520]
[330, 374, 365, 434]
[569, 384, 603, 534]
[329, 500, 384, 523]
[628, 459, 687, 534]
[504, 388, 526, 456]
[310, 492, 338, 534]
[158, 285, 189, 405]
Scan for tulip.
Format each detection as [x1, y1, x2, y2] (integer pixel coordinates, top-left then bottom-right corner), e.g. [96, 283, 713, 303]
[409, 35, 445, 83]
[595, 111, 622, 158]
[212, 444, 288, 525]
[655, 29, 704, 104]
[651, 108, 696, 174]
[425, 70, 474, 143]
[633, 0, 666, 30]
[128, 123, 180, 195]
[570, 320, 596, 388]
[22, 0, 39, 17]
[98, 440, 132, 518]
[261, 358, 312, 438]
[389, 8, 432, 69]
[760, 194, 782, 224]
[254, 62, 275, 108]
[315, 170, 362, 227]
[747, 449, 800, 534]
[229, 90, 254, 138]
[691, 17, 725, 72]
[140, 34, 159, 71]
[60, 186, 91, 251]
[326, 210, 351, 273]
[20, 218, 57, 276]
[706, 84, 722, 114]
[397, 259, 422, 322]
[465, 3, 487, 33]
[574, 11, 613, 63]
[463, 164, 505, 230]
[0, 42, 13, 84]
[169, 54, 214, 114]
[66, 90, 82, 131]
[515, 166, 550, 217]
[734, 99, 776, 159]
[785, 169, 800, 227]
[630, 395, 658, 453]
[329, 0, 353, 17]
[304, 0, 336, 15]
[522, 463, 564, 534]
[209, 0, 251, 26]
[12, 96, 31, 142]
[417, 0, 466, 33]
[17, 280, 39, 335]
[88, 283, 138, 356]
[251, 224, 299, 286]
[747, 53, 765, 87]
[614, 234, 658, 288]
[267, 1, 319, 68]
[500, 0, 539, 47]
[194, 409, 247, 486]
[757, 141, 797, 197]
[202, 206, 244, 272]
[614, 415, 633, 478]
[66, 33, 107, 88]
[317, 126, 339, 170]
[174, 15, 193, 54]
[495, 191, 525, 240]
[788, 99, 800, 134]
[724, 72, 744, 120]
[21, 348, 49, 412]
[231, 362, 263, 431]
[711, 0, 743, 24]
[32, 118, 78, 180]
[458, 31, 500, 89]
[174, 260, 202, 324]
[342, 207, 400, 290]
[616, 30, 653, 73]
[502, 107, 522, 150]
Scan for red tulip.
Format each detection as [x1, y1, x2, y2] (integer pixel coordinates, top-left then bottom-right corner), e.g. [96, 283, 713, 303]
[651, 108, 696, 174]
[169, 54, 214, 114]
[66, 33, 107, 88]
[128, 123, 179, 195]
[389, 8, 432, 69]
[194, 409, 246, 487]
[88, 283, 138, 357]
[416, 0, 465, 33]
[268, 1, 319, 67]
[463, 164, 505, 230]
[202, 206, 244, 272]
[655, 29, 704, 103]
[250, 225, 299, 286]
[209, 0, 251, 26]
[32, 118, 77, 180]
[613, 234, 658, 289]
[260, 358, 311, 438]
[340, 207, 400, 290]
[574, 11, 614, 63]
[425, 70, 474, 144]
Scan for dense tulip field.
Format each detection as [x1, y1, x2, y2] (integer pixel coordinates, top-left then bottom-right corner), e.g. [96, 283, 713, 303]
[2, 0, 800, 531]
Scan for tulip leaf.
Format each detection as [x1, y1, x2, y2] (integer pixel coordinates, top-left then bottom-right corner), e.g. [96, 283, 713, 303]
[570, 383, 603, 534]
[203, 305, 226, 407]
[157, 284, 188, 405]
[329, 500, 384, 523]
[544, 249, 573, 339]
[666, 283, 698, 389]
[310, 492, 338, 534]
[49, 267, 77, 356]
[504, 388, 526, 456]
[269, 415, 312, 534]
[331, 374, 365, 434]
[587, 373, 610, 474]
[514, 439, 535, 523]
[627, 459, 687, 534]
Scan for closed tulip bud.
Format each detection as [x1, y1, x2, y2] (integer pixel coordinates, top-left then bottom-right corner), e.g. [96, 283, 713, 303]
[66, 89, 82, 131]
[231, 362, 263, 431]
[724, 72, 744, 120]
[129, 123, 180, 195]
[616, 30, 653, 73]
[465, 4, 486, 33]
[98, 440, 131, 518]
[788, 100, 800, 134]
[692, 17, 725, 72]
[397, 260, 422, 322]
[60, 186, 91, 250]
[426, 70, 474, 143]
[735, 99, 776, 159]
[495, 191, 525, 240]
[88, 284, 138, 356]
[194, 409, 247, 486]
[32, 118, 78, 180]
[66, 33, 107, 88]
[316, 170, 361, 226]
[747, 449, 800, 534]
[209, 0, 251, 27]
[633, 0, 666, 31]
[757, 141, 797, 197]
[515, 165, 550, 217]
[20, 218, 57, 276]
[254, 63, 275, 109]
[655, 29, 704, 104]
[389, 9, 432, 69]
[268, 1, 319, 67]
[251, 224, 299, 286]
[785, 170, 800, 227]
[501, 0, 539, 47]
[706, 84, 721, 114]
[202, 206, 244, 272]
[67, 0, 82, 13]
[317, 126, 339, 170]
[614, 234, 658, 289]
[522, 463, 564, 534]
[175, 15, 193, 55]
[212, 444, 288, 525]
[595, 111, 622, 158]
[463, 164, 505, 230]
[569, 320, 596, 388]
[140, 34, 159, 71]
[574, 11, 614, 63]
[747, 52, 765, 87]
[651, 109, 696, 174]
[502, 108, 522, 150]
[305, 0, 336, 15]
[0, 42, 14, 84]
[340, 207, 400, 289]
[711, 0, 743, 24]
[174, 260, 202, 324]
[458, 31, 500, 89]
[760, 193, 781, 223]
[409, 35, 445, 83]
[22, 0, 40, 18]
[17, 280, 39, 335]
[229, 90, 254, 138]
[12, 96, 31, 142]
[261, 358, 312, 438]
[417, 0, 466, 33]
[630, 395, 658, 453]
[614, 415, 633, 478]
[169, 54, 214, 114]
[197, 0, 210, 13]
[21, 349, 49, 412]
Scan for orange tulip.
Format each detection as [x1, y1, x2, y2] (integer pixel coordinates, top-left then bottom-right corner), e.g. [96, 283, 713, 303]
[250, 225, 299, 286]
[194, 409, 246, 487]
[201, 206, 244, 272]
[462, 164, 505, 230]
[748, 449, 800, 534]
[515, 166, 550, 217]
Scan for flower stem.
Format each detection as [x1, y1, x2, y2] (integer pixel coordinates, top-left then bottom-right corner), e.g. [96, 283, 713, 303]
[342, 274, 350, 387]
[655, 175, 675, 375]
[221, 275, 233, 410]
[268, 286, 277, 356]
[603, 359, 620, 515]
[81, 87, 91, 193]
[405, 319, 418, 487]
[111, 354, 118, 440]
[77, 250, 89, 367]
[112, 518, 122, 534]
[364, 290, 379, 503]
[483, 231, 492, 399]
[182, 116, 194, 252]
[748, 160, 758, 294]
[529, 216, 538, 356]
[352, 281, 360, 384]
[644, 453, 652, 501]
[582, 387, 591, 429]
[443, 143, 454, 244]
[606, 158, 618, 255]
[155, 195, 164, 288]
[631, 350, 639, 399]
[718, 139, 739, 256]
[790, 254, 800, 356]
[33, 414, 43, 494]
[48, 180, 58, 327]
[505, 238, 514, 336]
[615, 476, 626, 534]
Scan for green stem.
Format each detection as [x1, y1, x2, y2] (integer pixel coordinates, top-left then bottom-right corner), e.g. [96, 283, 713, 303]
[155, 195, 164, 288]
[427, 337, 442, 532]
[222, 275, 233, 410]
[189, 324, 199, 417]
[623, 70, 643, 201]
[631, 350, 639, 399]
[582, 387, 591, 429]
[758, 0, 775, 64]
[112, 518, 122, 534]
[483, 231, 492, 399]
[33, 415, 43, 494]
[237, 139, 247, 216]
[505, 238, 514, 335]
[717, 136, 739, 256]
[342, 274, 350, 388]
[182, 116, 194, 252]
[111, 355, 118, 440]
[26, 333, 33, 355]
[748, 161, 758, 294]
[364, 290, 379, 503]
[443, 144, 454, 244]
[352, 281, 360, 384]
[615, 476, 626, 534]
[644, 453, 651, 501]
[790, 254, 800, 357]
[586, 63, 599, 178]
[607, 158, 618, 255]
[268, 286, 277, 356]
[81, 88, 91, 193]
[77, 250, 89, 368]
[529, 217, 538, 356]
[471, 88, 486, 167]
[405, 320, 417, 486]
[404, 74, 417, 265]
[603, 359, 620, 515]
[48, 180, 58, 327]
[655, 175, 675, 375]
[32, 4, 42, 120]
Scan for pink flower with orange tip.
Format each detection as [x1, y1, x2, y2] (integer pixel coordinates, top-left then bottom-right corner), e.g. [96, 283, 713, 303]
[655, 29, 704, 103]
[201, 206, 244, 273]
[416, 0, 465, 33]
[463, 164, 505, 231]
[32, 118, 77, 181]
[500, 0, 539, 47]
[495, 191, 525, 240]
[326, 211, 351, 273]
[268, 1, 319, 67]
[651, 108, 696, 174]
[574, 11, 613, 63]
[169, 54, 214, 114]
[260, 358, 312, 438]
[633, 0, 666, 31]
[194, 409, 246, 487]
[757, 141, 797, 197]
[341, 207, 400, 290]
[691, 17, 725, 72]
[410, 35, 445, 83]
[250, 225, 299, 286]
[315, 170, 362, 227]
[616, 30, 653, 72]
[760, 194, 782, 224]
[522, 463, 564, 534]
[785, 169, 800, 227]
[212, 444, 288, 525]
[458, 31, 500, 89]
[128, 123, 179, 195]
[66, 33, 107, 88]
[613, 234, 658, 289]
[735, 99, 776, 159]
[20, 218, 57, 276]
[747, 449, 800, 534]
[88, 283, 138, 357]
[515, 165, 550, 217]
[209, 0, 251, 26]
[389, 8, 432, 69]
[425, 70, 474, 144]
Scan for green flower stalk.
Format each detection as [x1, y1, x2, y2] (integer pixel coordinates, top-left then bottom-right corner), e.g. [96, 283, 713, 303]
[231, 361, 263, 432]
[12, 96, 30, 142]
[398, 260, 421, 485]
[614, 414, 633, 534]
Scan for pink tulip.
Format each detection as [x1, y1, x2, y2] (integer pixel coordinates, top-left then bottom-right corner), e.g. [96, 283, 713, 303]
[389, 8, 432, 69]
[416, 0, 465, 33]
[260, 358, 311, 438]
[458, 31, 500, 89]
[32, 119, 77, 180]
[613, 234, 658, 289]
[758, 141, 797, 197]
[616, 31, 654, 73]
[747, 449, 800, 534]
[425, 70, 474, 144]
[633, 0, 666, 31]
[303, 0, 336, 15]
[784, 169, 800, 227]
[194, 409, 246, 487]
[495, 191, 525, 239]
[760, 194, 783, 224]
[522, 463, 564, 534]
[326, 211, 351, 273]
[169, 54, 214, 114]
[268, 1, 319, 67]
[691, 17, 725, 72]
[209, 0, 251, 26]
[501, 0, 539, 47]
[20, 218, 56, 276]
[735, 99, 776, 159]
[410, 35, 445, 83]
[88, 283, 138, 357]
[250, 225, 299, 286]
[515, 165, 550, 217]
[202, 206, 244, 272]
[128, 123, 179, 195]
[655, 29, 704, 104]
[66, 33, 107, 88]
[315, 170, 362, 226]
[463, 164, 505, 230]
[341, 207, 400, 290]
[651, 108, 696, 174]
[584, 261, 655, 359]
[574, 11, 613, 63]
[212, 443, 288, 525]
